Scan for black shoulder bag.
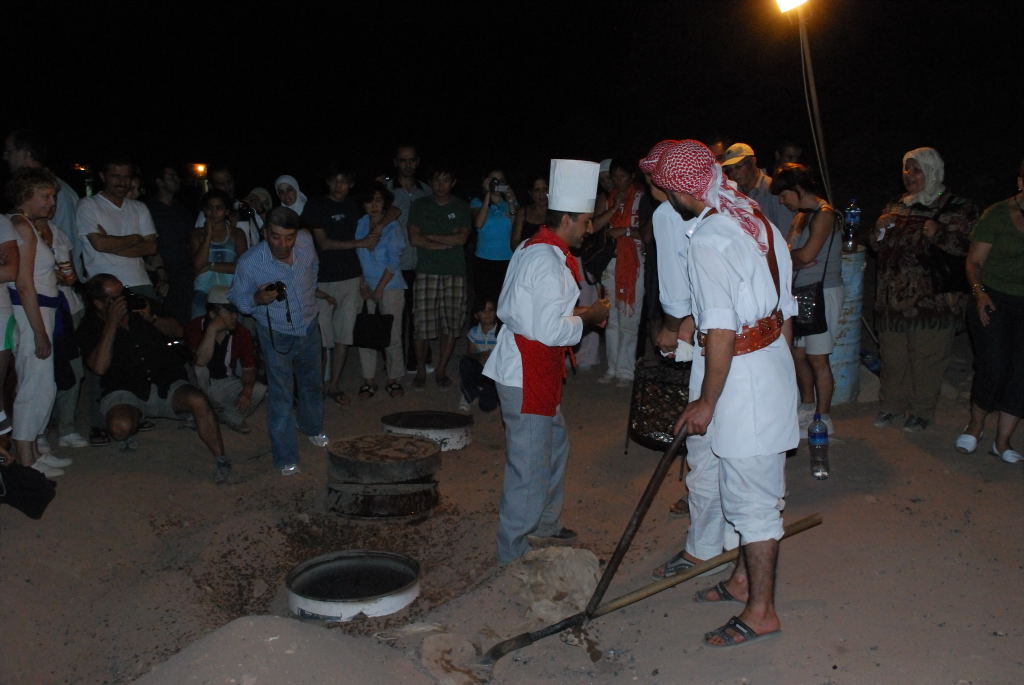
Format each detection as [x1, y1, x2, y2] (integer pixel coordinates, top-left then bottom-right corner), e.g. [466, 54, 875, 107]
[924, 194, 968, 294]
[792, 211, 837, 338]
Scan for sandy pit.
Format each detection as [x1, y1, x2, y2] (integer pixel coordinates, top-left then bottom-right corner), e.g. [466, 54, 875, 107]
[1, 334, 1022, 684]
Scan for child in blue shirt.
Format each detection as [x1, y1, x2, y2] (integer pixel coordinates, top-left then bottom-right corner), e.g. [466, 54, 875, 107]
[459, 298, 499, 412]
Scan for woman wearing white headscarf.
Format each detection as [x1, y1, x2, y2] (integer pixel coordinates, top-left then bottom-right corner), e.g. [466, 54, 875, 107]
[868, 147, 978, 432]
[274, 175, 307, 216]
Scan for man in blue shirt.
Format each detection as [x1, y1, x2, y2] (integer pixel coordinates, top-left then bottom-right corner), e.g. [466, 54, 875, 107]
[229, 207, 328, 475]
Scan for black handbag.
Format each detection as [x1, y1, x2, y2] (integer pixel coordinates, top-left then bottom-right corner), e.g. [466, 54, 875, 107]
[0, 461, 57, 520]
[579, 230, 616, 285]
[792, 223, 835, 338]
[927, 245, 968, 294]
[921, 194, 968, 294]
[352, 300, 393, 350]
[792, 281, 828, 337]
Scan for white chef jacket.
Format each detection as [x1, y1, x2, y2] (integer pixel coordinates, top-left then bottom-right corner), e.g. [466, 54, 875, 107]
[653, 201, 695, 319]
[483, 242, 584, 388]
[76, 194, 156, 287]
[687, 208, 800, 459]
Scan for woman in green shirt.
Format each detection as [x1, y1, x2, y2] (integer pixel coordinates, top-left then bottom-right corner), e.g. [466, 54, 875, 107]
[956, 159, 1024, 464]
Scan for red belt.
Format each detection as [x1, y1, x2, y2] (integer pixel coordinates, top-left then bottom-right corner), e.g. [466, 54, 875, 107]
[697, 310, 784, 356]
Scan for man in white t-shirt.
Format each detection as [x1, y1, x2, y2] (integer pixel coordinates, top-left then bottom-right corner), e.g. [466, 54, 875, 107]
[76, 159, 159, 299]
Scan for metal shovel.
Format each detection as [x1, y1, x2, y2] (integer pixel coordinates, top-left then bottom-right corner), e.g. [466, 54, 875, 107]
[479, 430, 822, 668]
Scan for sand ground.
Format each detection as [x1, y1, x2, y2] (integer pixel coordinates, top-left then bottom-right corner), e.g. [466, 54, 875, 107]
[1, 333, 1022, 685]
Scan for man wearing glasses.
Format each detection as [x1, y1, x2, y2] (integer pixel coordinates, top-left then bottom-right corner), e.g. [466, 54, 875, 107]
[720, 143, 796, 232]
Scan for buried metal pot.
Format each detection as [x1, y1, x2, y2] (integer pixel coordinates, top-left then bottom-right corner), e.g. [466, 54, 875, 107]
[380, 410, 473, 451]
[286, 550, 421, 622]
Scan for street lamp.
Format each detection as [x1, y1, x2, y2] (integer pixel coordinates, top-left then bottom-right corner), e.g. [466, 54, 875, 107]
[777, 0, 832, 203]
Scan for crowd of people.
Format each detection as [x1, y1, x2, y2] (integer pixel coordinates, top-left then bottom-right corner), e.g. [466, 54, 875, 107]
[1, 126, 1020, 646]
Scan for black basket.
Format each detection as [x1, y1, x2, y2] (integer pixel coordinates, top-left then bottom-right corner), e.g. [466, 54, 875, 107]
[626, 358, 691, 451]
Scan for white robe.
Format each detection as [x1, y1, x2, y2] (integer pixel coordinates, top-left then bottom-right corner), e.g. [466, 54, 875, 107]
[687, 208, 800, 459]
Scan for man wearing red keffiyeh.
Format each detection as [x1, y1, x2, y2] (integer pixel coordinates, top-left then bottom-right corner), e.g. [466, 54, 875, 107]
[484, 159, 609, 564]
[652, 139, 800, 648]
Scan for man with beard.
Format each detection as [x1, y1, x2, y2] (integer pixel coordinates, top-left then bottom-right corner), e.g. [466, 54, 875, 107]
[651, 140, 799, 648]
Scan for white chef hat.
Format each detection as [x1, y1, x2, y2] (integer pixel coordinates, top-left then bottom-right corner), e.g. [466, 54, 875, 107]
[548, 159, 600, 213]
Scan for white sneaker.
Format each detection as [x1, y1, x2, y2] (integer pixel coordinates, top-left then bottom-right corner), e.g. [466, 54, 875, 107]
[990, 444, 1023, 464]
[797, 404, 815, 432]
[597, 373, 615, 385]
[31, 460, 64, 478]
[36, 453, 72, 468]
[820, 414, 835, 436]
[58, 432, 90, 448]
[307, 433, 329, 448]
[615, 377, 633, 388]
[37, 435, 54, 456]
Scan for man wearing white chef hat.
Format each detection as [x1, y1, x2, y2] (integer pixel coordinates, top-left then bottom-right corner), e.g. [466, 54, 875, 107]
[484, 159, 610, 563]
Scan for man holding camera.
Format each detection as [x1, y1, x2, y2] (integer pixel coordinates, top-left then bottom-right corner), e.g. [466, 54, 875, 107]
[77, 274, 232, 483]
[229, 207, 326, 476]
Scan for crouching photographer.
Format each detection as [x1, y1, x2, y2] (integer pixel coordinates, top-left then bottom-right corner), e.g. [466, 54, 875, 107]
[76, 274, 232, 484]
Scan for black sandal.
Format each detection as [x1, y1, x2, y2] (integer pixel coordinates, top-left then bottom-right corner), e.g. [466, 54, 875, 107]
[385, 382, 404, 398]
[358, 383, 376, 399]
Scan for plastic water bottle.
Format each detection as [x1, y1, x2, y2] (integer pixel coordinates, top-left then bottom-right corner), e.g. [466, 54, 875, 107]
[808, 413, 830, 480]
[842, 199, 861, 252]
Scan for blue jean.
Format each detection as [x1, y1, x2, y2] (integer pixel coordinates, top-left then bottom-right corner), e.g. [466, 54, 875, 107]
[495, 383, 569, 563]
[255, 320, 324, 468]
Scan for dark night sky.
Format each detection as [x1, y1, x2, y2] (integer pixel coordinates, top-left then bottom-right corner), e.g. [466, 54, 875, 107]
[3, 0, 1017, 219]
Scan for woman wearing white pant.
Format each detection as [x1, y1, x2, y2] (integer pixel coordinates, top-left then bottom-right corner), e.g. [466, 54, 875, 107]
[593, 160, 647, 386]
[7, 168, 65, 477]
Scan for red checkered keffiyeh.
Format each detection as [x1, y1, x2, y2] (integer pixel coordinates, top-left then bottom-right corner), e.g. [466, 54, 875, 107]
[638, 139, 679, 175]
[651, 139, 768, 255]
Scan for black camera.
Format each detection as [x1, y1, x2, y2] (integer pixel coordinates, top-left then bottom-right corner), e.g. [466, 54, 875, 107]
[235, 202, 255, 220]
[267, 281, 288, 302]
[124, 289, 149, 311]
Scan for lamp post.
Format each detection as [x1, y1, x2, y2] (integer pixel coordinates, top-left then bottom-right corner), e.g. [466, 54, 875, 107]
[777, 0, 832, 204]
[192, 163, 209, 194]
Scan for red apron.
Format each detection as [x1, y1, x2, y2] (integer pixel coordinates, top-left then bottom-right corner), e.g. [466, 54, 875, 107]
[514, 227, 581, 417]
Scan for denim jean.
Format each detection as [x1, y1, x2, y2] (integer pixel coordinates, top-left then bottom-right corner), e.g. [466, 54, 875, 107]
[495, 383, 569, 563]
[255, 320, 324, 468]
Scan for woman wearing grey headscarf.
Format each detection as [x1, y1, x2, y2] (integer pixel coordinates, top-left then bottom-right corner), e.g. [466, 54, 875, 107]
[868, 147, 978, 432]
[274, 174, 307, 216]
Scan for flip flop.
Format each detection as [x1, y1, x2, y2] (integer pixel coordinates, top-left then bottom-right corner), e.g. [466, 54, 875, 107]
[668, 496, 689, 518]
[704, 615, 781, 648]
[328, 391, 350, 406]
[693, 581, 743, 604]
[651, 551, 695, 580]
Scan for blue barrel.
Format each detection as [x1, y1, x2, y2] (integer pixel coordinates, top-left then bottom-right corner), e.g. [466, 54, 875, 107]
[830, 247, 866, 404]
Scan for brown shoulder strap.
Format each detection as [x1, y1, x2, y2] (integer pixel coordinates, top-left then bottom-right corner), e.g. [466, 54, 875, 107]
[704, 207, 781, 301]
[754, 210, 780, 300]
